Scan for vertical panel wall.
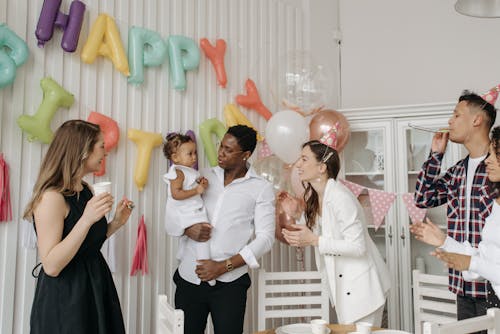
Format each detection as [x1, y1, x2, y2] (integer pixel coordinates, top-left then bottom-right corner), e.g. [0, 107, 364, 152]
[0, 0, 317, 333]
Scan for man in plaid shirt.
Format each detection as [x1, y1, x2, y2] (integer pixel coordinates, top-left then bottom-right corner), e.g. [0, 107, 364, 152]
[413, 90, 496, 328]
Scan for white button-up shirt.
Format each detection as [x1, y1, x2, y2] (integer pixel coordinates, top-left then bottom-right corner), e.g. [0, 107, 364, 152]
[166, 165, 276, 284]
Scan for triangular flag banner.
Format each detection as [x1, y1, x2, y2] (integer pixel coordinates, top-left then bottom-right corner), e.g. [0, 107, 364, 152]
[258, 139, 273, 160]
[0, 153, 12, 222]
[130, 215, 148, 276]
[402, 193, 427, 224]
[368, 189, 396, 230]
[340, 179, 365, 198]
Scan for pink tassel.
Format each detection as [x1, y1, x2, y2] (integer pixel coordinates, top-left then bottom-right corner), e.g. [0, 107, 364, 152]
[0, 154, 12, 222]
[130, 215, 148, 276]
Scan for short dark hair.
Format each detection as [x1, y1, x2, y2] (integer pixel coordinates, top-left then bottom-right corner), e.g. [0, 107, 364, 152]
[226, 125, 257, 154]
[459, 90, 497, 130]
[163, 132, 194, 160]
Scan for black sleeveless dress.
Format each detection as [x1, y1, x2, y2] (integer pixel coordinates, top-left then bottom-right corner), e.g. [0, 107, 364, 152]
[30, 184, 125, 334]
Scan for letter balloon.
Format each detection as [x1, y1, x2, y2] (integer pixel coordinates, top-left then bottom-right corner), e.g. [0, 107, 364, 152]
[167, 35, 200, 90]
[35, 0, 85, 52]
[0, 24, 29, 88]
[87, 112, 120, 176]
[128, 129, 163, 191]
[199, 118, 226, 167]
[200, 38, 227, 88]
[128, 26, 168, 85]
[223, 103, 262, 141]
[235, 79, 272, 120]
[81, 14, 130, 76]
[17, 77, 74, 143]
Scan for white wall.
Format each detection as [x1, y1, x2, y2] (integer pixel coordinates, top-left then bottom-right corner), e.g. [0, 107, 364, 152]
[339, 0, 500, 108]
[0, 1, 333, 333]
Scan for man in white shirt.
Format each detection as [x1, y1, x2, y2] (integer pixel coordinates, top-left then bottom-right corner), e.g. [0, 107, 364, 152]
[166, 125, 275, 334]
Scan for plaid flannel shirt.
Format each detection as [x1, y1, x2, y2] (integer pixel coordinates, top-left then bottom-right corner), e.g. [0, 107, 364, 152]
[414, 151, 493, 298]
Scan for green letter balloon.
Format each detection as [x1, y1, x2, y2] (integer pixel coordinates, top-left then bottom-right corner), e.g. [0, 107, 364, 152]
[199, 118, 226, 166]
[17, 77, 74, 143]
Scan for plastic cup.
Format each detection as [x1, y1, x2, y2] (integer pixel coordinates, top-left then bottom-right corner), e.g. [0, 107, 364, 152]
[356, 321, 372, 334]
[93, 181, 111, 195]
[311, 319, 328, 334]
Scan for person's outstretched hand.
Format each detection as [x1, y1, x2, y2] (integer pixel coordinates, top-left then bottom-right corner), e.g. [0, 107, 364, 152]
[431, 249, 471, 271]
[409, 217, 446, 247]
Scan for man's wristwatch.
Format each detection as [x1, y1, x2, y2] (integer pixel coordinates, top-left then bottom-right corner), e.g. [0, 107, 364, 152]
[225, 259, 234, 272]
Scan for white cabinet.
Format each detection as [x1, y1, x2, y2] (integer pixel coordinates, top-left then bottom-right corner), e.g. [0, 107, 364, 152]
[340, 103, 465, 332]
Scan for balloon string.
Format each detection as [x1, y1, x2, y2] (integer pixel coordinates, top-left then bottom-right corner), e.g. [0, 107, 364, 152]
[281, 99, 324, 117]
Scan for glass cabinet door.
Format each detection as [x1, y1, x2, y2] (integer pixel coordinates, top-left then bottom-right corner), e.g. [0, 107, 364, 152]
[395, 117, 464, 331]
[342, 120, 398, 329]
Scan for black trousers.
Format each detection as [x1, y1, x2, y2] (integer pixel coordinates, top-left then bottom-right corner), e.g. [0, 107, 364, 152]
[457, 294, 488, 334]
[173, 269, 251, 334]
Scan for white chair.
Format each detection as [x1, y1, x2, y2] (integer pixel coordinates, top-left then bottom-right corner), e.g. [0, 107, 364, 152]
[423, 307, 500, 334]
[157, 294, 184, 334]
[257, 269, 330, 331]
[413, 269, 457, 334]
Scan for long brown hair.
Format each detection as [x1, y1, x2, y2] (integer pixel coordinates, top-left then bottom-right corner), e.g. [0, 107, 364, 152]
[302, 140, 341, 229]
[23, 120, 101, 220]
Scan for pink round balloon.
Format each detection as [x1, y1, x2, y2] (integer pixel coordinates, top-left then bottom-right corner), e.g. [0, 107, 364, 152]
[309, 109, 350, 152]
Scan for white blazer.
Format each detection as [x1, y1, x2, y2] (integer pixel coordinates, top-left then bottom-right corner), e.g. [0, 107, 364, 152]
[314, 178, 391, 324]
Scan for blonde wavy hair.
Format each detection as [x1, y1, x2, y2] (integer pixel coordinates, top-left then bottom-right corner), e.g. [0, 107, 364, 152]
[23, 120, 101, 220]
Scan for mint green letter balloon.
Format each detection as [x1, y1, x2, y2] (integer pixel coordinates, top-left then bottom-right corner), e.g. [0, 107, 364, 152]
[167, 35, 200, 90]
[0, 24, 29, 88]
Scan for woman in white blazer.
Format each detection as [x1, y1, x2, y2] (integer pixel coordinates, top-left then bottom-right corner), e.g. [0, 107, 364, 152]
[281, 139, 391, 326]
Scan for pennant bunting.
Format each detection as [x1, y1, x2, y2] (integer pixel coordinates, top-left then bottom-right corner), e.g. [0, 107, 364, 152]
[340, 178, 365, 198]
[368, 188, 396, 230]
[130, 215, 149, 276]
[401, 193, 427, 224]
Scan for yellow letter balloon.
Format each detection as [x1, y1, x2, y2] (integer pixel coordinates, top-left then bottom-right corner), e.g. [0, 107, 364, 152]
[17, 77, 74, 143]
[128, 129, 163, 191]
[81, 14, 130, 76]
[223, 103, 263, 141]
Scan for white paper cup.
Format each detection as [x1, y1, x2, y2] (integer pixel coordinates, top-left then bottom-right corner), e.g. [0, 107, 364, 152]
[93, 181, 111, 195]
[311, 319, 328, 334]
[356, 321, 372, 334]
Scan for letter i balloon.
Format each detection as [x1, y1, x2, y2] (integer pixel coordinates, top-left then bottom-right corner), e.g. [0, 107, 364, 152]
[17, 77, 74, 143]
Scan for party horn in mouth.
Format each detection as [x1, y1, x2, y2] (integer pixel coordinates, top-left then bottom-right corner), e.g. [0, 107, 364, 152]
[408, 123, 449, 133]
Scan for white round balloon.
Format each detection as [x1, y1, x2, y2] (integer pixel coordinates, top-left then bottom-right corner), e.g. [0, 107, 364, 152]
[265, 110, 309, 164]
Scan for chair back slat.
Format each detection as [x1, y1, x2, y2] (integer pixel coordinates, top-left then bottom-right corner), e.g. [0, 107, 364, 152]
[258, 269, 330, 331]
[413, 270, 457, 334]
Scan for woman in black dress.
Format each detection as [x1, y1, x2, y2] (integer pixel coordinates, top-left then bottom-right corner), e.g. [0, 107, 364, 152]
[23, 120, 134, 334]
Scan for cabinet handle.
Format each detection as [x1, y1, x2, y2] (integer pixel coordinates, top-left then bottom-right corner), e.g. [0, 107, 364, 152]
[400, 226, 406, 247]
[388, 226, 393, 245]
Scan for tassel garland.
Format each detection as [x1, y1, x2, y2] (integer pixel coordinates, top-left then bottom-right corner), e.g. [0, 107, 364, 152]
[130, 215, 148, 276]
[0, 153, 12, 222]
